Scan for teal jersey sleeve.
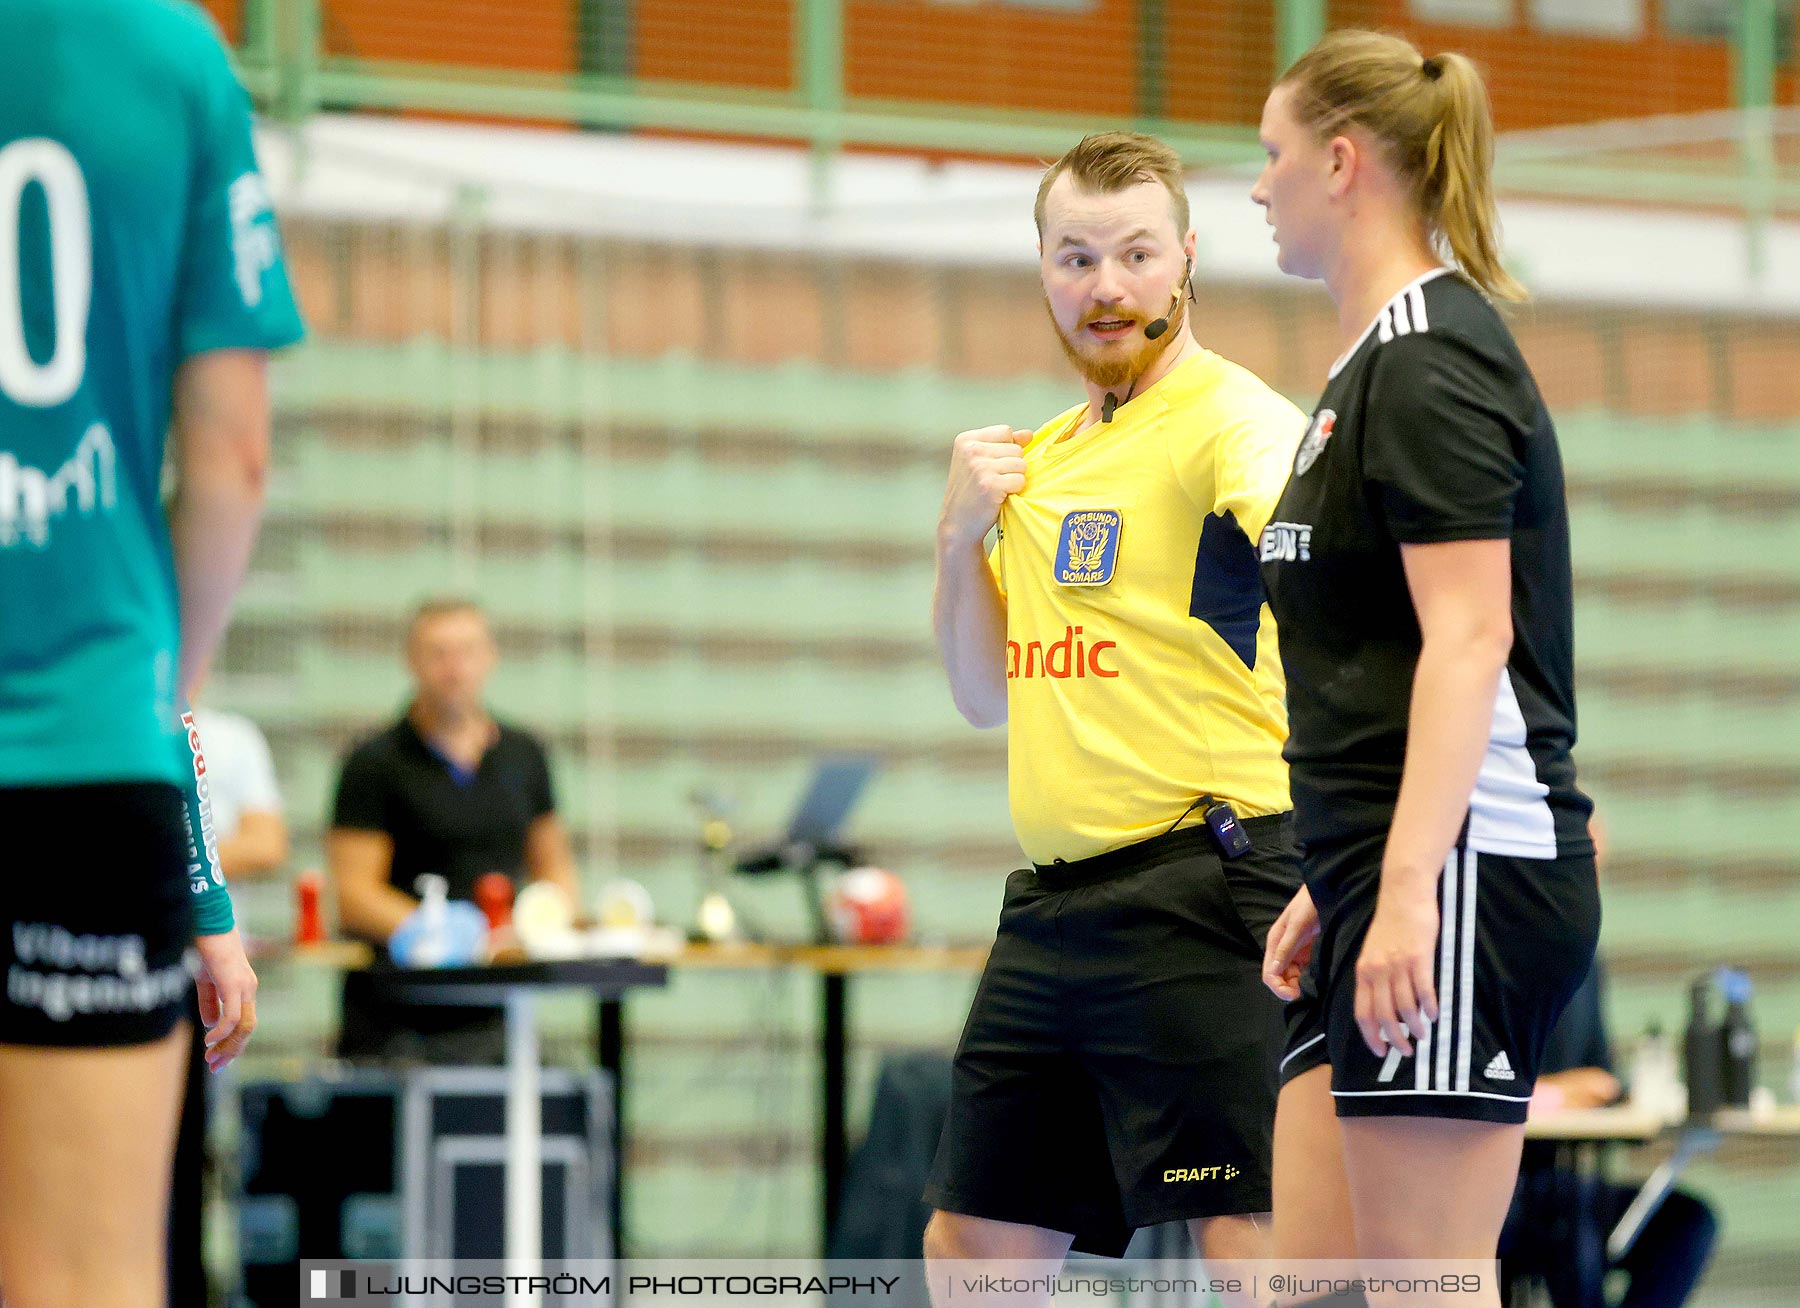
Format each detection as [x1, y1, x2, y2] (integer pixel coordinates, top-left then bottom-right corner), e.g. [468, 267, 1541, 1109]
[177, 704, 236, 937]
[175, 27, 305, 360]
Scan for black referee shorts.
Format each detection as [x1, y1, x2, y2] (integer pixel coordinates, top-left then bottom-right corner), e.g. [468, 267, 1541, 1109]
[1281, 832, 1600, 1125]
[0, 782, 197, 1047]
[926, 815, 1300, 1256]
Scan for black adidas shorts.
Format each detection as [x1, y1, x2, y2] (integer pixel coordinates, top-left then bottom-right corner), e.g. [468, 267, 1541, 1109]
[1281, 832, 1600, 1125]
[0, 783, 197, 1047]
[926, 816, 1300, 1256]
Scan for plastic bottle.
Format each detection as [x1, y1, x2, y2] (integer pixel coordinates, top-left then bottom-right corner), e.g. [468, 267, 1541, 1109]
[474, 871, 514, 930]
[1683, 974, 1724, 1121]
[294, 870, 324, 945]
[409, 873, 451, 968]
[1630, 1020, 1680, 1122]
[1721, 968, 1758, 1109]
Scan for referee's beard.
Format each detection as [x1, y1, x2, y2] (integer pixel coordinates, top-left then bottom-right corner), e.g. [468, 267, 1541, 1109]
[1044, 293, 1185, 391]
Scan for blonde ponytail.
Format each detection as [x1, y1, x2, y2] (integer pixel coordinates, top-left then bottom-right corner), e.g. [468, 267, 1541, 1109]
[1424, 52, 1524, 302]
[1282, 31, 1526, 302]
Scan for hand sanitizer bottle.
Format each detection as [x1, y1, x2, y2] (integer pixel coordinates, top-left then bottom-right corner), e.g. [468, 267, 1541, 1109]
[411, 873, 451, 968]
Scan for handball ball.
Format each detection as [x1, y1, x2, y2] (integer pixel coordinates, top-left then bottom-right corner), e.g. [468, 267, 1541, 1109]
[827, 867, 910, 945]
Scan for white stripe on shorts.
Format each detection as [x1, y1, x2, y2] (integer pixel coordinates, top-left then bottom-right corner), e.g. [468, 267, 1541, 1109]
[1457, 846, 1479, 1092]
[1281, 1032, 1325, 1073]
[1434, 848, 1458, 1091]
[1332, 1087, 1532, 1103]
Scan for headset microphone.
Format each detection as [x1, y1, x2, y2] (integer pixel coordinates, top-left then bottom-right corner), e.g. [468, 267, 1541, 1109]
[1100, 258, 1194, 423]
[1143, 302, 1175, 341]
[1143, 257, 1194, 342]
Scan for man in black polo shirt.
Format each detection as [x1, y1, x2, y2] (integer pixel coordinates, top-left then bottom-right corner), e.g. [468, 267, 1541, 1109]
[329, 598, 581, 1062]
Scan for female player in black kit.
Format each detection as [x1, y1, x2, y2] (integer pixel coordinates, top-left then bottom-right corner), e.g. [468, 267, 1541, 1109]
[1250, 31, 1599, 1304]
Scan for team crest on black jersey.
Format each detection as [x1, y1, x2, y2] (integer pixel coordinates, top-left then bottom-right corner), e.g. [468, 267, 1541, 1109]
[1294, 409, 1336, 476]
[1055, 510, 1121, 586]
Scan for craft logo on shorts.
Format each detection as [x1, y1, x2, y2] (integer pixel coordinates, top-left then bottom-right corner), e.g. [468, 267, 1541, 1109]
[1055, 509, 1121, 586]
[1294, 408, 1336, 476]
[1163, 1164, 1239, 1183]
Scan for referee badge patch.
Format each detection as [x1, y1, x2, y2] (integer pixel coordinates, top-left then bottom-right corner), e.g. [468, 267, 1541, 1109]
[1055, 509, 1121, 586]
[1294, 408, 1336, 476]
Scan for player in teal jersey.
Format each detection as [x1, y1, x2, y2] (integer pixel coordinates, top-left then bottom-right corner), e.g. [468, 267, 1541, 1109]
[0, 1, 302, 1302]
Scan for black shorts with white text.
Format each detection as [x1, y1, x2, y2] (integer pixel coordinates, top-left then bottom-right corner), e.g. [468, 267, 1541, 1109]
[0, 783, 196, 1047]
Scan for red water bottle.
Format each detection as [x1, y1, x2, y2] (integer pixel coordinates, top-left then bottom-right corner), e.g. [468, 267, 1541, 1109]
[475, 871, 514, 931]
[295, 870, 325, 945]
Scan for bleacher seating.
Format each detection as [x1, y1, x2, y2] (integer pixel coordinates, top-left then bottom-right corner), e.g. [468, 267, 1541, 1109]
[220, 216, 1800, 1268]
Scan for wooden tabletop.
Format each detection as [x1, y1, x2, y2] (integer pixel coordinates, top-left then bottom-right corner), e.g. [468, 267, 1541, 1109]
[252, 939, 375, 969]
[252, 937, 991, 976]
[1524, 1104, 1669, 1141]
[1523, 1102, 1800, 1141]
[1712, 1105, 1800, 1136]
[668, 941, 991, 973]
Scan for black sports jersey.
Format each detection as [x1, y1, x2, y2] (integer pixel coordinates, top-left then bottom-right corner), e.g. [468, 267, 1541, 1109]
[332, 714, 556, 905]
[1260, 269, 1592, 859]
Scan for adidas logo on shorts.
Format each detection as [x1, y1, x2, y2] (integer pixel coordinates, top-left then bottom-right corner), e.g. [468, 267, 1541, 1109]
[1484, 1051, 1515, 1083]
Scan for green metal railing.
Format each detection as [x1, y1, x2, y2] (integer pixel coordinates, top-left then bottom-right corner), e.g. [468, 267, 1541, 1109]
[1737, 0, 1784, 272]
[238, 0, 1276, 167]
[236, 0, 1793, 216]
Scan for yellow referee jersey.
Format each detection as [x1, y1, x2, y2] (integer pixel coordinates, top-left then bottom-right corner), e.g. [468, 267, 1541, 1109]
[993, 350, 1304, 864]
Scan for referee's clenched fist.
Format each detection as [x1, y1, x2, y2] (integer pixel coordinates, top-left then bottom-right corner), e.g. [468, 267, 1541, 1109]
[938, 425, 1032, 546]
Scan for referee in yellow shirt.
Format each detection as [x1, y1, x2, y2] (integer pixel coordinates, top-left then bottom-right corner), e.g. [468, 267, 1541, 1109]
[924, 133, 1305, 1297]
